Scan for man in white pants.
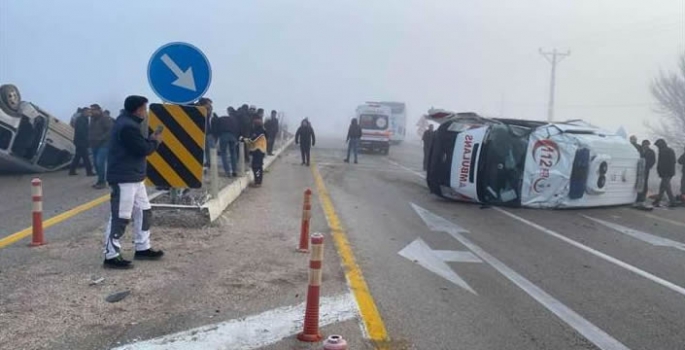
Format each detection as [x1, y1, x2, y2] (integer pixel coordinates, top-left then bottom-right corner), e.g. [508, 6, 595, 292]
[103, 95, 164, 269]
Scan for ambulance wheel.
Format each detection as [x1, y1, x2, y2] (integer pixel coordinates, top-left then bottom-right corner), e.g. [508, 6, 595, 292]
[0, 84, 22, 117]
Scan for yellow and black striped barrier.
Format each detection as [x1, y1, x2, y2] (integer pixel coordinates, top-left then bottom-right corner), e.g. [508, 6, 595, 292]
[145, 103, 206, 188]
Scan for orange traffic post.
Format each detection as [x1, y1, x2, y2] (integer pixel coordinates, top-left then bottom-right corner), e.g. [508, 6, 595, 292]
[298, 188, 312, 252]
[298, 232, 324, 342]
[30, 178, 45, 246]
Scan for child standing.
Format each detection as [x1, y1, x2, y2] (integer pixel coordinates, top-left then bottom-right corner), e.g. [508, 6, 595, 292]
[244, 117, 267, 187]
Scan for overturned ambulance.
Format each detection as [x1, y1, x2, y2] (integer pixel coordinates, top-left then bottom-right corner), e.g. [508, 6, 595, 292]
[0, 84, 75, 173]
[425, 109, 644, 208]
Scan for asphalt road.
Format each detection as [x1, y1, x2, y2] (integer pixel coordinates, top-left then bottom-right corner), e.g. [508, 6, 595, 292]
[313, 137, 685, 350]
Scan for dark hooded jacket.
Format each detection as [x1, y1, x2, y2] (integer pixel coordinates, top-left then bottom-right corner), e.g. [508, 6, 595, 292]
[346, 120, 362, 141]
[655, 139, 676, 178]
[72, 114, 90, 148]
[107, 111, 159, 184]
[296, 122, 315, 148]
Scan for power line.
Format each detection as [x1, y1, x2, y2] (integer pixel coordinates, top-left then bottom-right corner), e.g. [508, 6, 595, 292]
[539, 48, 571, 122]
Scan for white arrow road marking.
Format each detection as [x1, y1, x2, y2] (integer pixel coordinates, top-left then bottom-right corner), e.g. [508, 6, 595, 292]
[112, 293, 358, 350]
[494, 207, 685, 298]
[160, 53, 197, 91]
[412, 203, 631, 350]
[583, 215, 685, 252]
[399, 238, 480, 294]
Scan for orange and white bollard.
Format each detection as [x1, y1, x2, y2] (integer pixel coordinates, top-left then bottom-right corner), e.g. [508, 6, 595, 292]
[298, 232, 324, 342]
[323, 335, 348, 349]
[30, 178, 45, 246]
[298, 188, 312, 252]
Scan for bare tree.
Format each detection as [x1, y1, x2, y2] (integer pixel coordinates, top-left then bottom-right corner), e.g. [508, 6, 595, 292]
[649, 53, 685, 149]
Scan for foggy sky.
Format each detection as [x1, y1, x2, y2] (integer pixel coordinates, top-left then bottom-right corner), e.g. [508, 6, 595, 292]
[1, 0, 683, 139]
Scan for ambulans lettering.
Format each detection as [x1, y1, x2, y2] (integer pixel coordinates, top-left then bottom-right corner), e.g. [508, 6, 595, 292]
[459, 135, 474, 187]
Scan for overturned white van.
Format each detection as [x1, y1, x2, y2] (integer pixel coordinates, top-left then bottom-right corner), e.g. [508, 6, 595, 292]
[425, 109, 643, 208]
[0, 84, 75, 173]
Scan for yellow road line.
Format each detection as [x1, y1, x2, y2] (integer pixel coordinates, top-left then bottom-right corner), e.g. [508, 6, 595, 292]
[310, 158, 390, 348]
[0, 194, 110, 249]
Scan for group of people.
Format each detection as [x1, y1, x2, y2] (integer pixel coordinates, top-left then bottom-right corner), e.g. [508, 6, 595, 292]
[69, 104, 114, 189]
[630, 135, 685, 208]
[199, 99, 282, 187]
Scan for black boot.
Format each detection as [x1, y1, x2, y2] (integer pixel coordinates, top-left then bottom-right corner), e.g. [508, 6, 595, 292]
[103, 256, 134, 269]
[134, 248, 165, 260]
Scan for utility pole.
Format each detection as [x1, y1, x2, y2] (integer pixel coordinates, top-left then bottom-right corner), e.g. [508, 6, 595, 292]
[539, 48, 570, 122]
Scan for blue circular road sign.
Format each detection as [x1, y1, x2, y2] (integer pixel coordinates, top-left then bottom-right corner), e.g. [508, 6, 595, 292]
[147, 42, 212, 105]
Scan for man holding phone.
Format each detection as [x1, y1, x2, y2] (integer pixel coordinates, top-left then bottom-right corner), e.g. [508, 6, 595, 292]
[102, 95, 164, 269]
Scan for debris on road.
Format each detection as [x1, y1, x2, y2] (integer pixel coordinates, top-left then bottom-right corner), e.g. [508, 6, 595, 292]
[89, 276, 105, 286]
[106, 290, 131, 303]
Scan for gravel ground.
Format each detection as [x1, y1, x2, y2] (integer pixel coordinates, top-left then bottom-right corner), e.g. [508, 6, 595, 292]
[0, 148, 361, 350]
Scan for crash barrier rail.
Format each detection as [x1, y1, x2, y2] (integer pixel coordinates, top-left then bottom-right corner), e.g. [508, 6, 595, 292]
[323, 335, 348, 350]
[298, 188, 313, 252]
[298, 232, 324, 342]
[30, 178, 45, 246]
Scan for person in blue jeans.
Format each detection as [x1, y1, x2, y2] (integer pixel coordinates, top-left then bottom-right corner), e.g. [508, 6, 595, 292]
[344, 118, 362, 164]
[217, 108, 241, 177]
[89, 104, 113, 189]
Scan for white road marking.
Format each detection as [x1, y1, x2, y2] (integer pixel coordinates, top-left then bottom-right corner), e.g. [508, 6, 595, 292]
[635, 211, 685, 228]
[583, 215, 685, 252]
[411, 203, 631, 350]
[399, 238, 480, 294]
[387, 159, 426, 179]
[494, 207, 685, 298]
[112, 293, 358, 350]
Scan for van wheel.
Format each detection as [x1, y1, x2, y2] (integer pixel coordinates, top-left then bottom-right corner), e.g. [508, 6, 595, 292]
[0, 84, 22, 116]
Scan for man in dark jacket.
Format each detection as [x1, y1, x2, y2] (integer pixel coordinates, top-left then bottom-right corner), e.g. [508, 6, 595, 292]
[679, 147, 685, 197]
[89, 104, 114, 189]
[422, 124, 435, 171]
[653, 139, 676, 207]
[637, 139, 656, 202]
[295, 119, 315, 166]
[68, 107, 94, 176]
[344, 118, 362, 164]
[264, 110, 279, 155]
[217, 108, 241, 177]
[102, 95, 164, 269]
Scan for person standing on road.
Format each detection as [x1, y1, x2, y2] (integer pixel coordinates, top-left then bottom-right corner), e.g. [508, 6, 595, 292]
[422, 124, 435, 171]
[89, 104, 113, 189]
[295, 119, 315, 166]
[637, 139, 656, 203]
[70, 107, 84, 128]
[344, 118, 362, 164]
[265, 110, 279, 156]
[244, 116, 267, 187]
[69, 107, 95, 176]
[653, 139, 677, 207]
[217, 108, 240, 177]
[102, 95, 164, 269]
[678, 147, 685, 198]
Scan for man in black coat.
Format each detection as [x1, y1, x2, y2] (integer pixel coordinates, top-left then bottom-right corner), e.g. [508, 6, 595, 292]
[295, 119, 315, 166]
[264, 110, 279, 156]
[102, 95, 164, 269]
[679, 146, 685, 197]
[637, 139, 656, 202]
[653, 139, 676, 207]
[68, 107, 95, 176]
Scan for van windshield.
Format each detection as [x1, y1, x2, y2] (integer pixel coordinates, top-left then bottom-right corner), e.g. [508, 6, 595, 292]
[477, 124, 529, 205]
[359, 114, 388, 130]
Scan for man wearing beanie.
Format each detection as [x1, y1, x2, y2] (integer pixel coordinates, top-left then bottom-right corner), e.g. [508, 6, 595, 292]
[102, 95, 164, 269]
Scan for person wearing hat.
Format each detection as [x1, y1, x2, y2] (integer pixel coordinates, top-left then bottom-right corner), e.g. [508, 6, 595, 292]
[102, 95, 164, 269]
[242, 115, 267, 187]
[653, 138, 677, 207]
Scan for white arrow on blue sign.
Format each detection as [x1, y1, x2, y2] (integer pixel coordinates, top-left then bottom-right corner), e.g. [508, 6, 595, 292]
[147, 42, 212, 105]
